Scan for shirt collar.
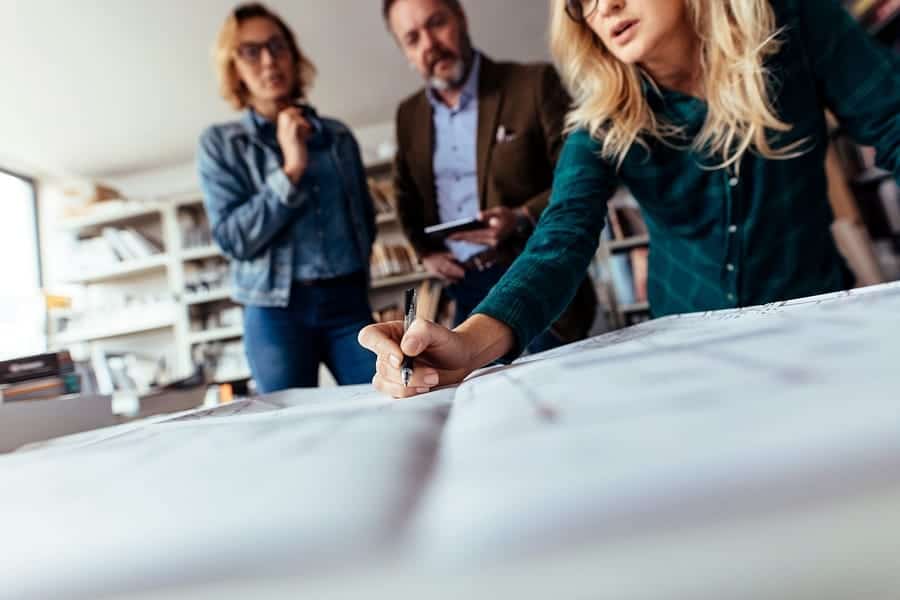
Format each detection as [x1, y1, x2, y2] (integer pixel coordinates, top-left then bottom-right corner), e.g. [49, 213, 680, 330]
[427, 50, 482, 111]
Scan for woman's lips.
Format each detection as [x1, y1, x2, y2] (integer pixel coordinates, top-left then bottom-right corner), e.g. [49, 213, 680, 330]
[612, 19, 638, 38]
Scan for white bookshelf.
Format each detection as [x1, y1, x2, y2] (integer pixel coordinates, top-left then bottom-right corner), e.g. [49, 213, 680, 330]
[168, 192, 205, 208]
[52, 314, 176, 347]
[183, 288, 233, 306]
[59, 201, 164, 231]
[47, 158, 426, 387]
[213, 367, 253, 384]
[188, 325, 244, 345]
[64, 254, 170, 284]
[49, 199, 193, 379]
[180, 244, 222, 261]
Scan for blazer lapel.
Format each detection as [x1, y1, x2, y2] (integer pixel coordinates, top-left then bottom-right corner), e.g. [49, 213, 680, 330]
[476, 57, 504, 210]
[408, 93, 439, 225]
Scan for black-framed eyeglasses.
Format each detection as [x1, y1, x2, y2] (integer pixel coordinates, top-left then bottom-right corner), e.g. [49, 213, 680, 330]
[565, 0, 599, 23]
[234, 35, 290, 64]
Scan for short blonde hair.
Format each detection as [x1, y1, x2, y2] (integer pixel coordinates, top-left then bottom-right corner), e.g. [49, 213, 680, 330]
[214, 3, 317, 110]
[549, 0, 805, 170]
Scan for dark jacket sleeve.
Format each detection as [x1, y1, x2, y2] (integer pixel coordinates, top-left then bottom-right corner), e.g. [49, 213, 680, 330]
[522, 64, 572, 219]
[197, 127, 308, 261]
[392, 104, 445, 259]
[796, 0, 900, 182]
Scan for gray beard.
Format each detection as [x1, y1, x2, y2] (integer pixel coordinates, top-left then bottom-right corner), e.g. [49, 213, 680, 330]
[428, 58, 466, 91]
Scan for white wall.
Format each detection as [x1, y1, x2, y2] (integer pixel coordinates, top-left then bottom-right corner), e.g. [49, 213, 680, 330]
[99, 120, 396, 200]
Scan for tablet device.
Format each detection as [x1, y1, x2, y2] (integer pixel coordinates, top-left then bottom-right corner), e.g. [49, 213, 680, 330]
[424, 217, 487, 240]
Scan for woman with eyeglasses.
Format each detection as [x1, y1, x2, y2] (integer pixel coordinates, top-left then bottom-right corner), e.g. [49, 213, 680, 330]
[360, 0, 900, 398]
[199, 3, 377, 392]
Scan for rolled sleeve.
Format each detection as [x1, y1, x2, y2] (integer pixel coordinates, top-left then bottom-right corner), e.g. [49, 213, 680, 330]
[198, 127, 308, 261]
[265, 168, 308, 208]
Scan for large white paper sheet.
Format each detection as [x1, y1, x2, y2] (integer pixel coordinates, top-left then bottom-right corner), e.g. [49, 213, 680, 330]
[0, 388, 454, 600]
[410, 283, 900, 564]
[2, 283, 900, 599]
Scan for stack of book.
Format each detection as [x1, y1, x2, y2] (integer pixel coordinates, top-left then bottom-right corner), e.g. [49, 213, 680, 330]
[606, 193, 649, 308]
[415, 278, 443, 322]
[371, 280, 444, 324]
[0, 351, 81, 403]
[75, 227, 162, 271]
[370, 242, 419, 280]
[368, 177, 396, 217]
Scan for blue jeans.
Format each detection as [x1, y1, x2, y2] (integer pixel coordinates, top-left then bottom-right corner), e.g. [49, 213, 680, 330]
[445, 263, 564, 355]
[242, 273, 376, 393]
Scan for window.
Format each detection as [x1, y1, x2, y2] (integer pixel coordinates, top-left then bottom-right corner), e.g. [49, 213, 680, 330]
[0, 169, 45, 360]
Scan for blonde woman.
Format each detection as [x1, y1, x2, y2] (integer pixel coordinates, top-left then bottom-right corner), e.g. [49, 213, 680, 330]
[360, 0, 900, 398]
[198, 3, 376, 392]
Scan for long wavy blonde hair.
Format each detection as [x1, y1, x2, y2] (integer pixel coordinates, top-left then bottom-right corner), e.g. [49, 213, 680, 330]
[549, 0, 804, 169]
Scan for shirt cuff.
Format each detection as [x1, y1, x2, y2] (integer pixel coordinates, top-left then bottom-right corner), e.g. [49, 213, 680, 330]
[266, 168, 306, 208]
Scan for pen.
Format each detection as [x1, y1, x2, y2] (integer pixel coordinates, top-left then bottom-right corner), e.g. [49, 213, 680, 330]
[401, 288, 417, 387]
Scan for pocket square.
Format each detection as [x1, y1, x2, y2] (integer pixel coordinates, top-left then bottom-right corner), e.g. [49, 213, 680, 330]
[495, 125, 518, 143]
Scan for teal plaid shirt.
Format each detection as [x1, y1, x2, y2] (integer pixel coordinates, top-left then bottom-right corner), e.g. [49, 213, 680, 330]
[475, 0, 900, 355]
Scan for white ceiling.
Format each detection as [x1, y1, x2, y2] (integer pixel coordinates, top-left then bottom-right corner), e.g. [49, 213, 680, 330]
[0, 0, 552, 178]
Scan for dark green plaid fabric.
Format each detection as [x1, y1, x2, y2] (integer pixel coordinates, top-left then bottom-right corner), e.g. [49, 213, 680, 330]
[475, 0, 900, 355]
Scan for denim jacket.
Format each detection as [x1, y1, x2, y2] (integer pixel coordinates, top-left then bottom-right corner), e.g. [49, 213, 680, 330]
[197, 110, 376, 307]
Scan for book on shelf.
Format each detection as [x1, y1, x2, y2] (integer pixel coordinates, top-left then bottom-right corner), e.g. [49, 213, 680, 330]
[0, 373, 82, 403]
[370, 242, 418, 280]
[91, 348, 164, 396]
[122, 228, 162, 256]
[372, 279, 443, 324]
[79, 228, 162, 268]
[0, 350, 75, 385]
[0, 351, 81, 403]
[415, 278, 443, 322]
[605, 249, 637, 307]
[101, 227, 134, 261]
[74, 236, 121, 272]
[368, 177, 396, 216]
[605, 189, 649, 307]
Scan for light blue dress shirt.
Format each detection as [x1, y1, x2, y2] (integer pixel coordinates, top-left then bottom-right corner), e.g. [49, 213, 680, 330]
[428, 52, 488, 263]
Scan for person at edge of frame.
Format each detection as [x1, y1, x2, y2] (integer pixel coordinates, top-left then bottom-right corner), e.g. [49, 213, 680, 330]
[360, 0, 900, 398]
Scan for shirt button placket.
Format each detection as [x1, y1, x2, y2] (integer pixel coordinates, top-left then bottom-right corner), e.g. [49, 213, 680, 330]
[725, 169, 740, 306]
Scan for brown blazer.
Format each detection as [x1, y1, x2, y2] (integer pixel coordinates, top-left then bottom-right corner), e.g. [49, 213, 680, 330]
[392, 55, 597, 343]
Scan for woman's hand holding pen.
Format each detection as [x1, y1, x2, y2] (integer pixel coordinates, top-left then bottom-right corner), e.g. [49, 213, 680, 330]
[277, 106, 313, 184]
[359, 318, 472, 398]
[358, 314, 517, 399]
